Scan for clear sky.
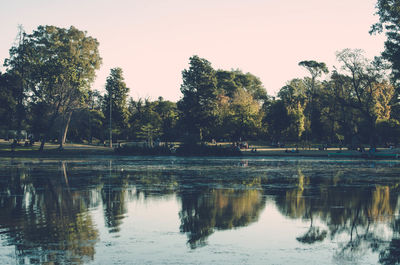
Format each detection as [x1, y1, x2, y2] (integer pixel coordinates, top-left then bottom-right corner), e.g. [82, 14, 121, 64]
[0, 0, 386, 101]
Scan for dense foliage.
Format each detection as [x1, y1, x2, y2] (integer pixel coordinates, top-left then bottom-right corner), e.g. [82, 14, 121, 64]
[1, 4, 400, 150]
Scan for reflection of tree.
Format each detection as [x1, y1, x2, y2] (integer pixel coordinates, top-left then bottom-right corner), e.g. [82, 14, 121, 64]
[369, 186, 393, 221]
[101, 161, 128, 233]
[275, 170, 328, 244]
[280, 170, 308, 219]
[273, 168, 400, 263]
[128, 170, 178, 198]
[296, 227, 327, 244]
[179, 187, 265, 249]
[0, 161, 99, 264]
[379, 237, 400, 265]
[378, 200, 400, 265]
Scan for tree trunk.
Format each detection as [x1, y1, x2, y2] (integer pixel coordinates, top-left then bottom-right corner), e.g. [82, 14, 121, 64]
[59, 112, 72, 149]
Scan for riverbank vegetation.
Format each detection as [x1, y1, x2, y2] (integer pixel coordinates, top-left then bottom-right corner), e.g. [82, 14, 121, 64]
[1, 1, 400, 154]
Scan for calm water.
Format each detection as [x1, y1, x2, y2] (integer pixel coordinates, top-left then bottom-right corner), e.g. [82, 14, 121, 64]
[1, 156, 400, 265]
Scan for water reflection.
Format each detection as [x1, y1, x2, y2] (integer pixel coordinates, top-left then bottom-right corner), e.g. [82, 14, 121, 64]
[179, 188, 265, 248]
[273, 167, 400, 264]
[0, 158, 400, 264]
[0, 160, 98, 264]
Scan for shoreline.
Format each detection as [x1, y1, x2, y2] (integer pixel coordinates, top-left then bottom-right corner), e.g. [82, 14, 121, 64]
[0, 141, 398, 160]
[0, 149, 398, 160]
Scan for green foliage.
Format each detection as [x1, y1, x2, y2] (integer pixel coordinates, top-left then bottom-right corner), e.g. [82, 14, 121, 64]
[265, 50, 396, 146]
[24, 26, 102, 106]
[136, 123, 161, 144]
[28, 101, 55, 140]
[216, 69, 268, 101]
[2, 27, 29, 133]
[103, 68, 129, 140]
[371, 0, 400, 85]
[178, 56, 267, 142]
[2, 22, 400, 148]
[67, 108, 105, 143]
[376, 119, 400, 144]
[4, 25, 102, 149]
[229, 88, 263, 140]
[298, 60, 329, 80]
[273, 79, 307, 141]
[286, 102, 306, 141]
[128, 97, 178, 142]
[178, 55, 219, 140]
[263, 100, 290, 141]
[298, 61, 328, 141]
[0, 72, 17, 131]
[335, 49, 395, 145]
[278, 79, 307, 106]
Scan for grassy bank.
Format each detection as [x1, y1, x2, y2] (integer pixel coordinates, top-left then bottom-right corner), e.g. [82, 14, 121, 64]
[0, 140, 114, 158]
[0, 140, 398, 159]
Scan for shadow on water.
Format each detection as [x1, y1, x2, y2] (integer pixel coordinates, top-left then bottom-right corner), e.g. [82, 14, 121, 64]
[0, 157, 400, 264]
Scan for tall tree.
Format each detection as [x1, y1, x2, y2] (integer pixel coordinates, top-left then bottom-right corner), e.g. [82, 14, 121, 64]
[178, 55, 218, 141]
[371, 0, 400, 86]
[103, 67, 129, 145]
[335, 48, 395, 146]
[5, 25, 102, 150]
[277, 79, 307, 141]
[0, 72, 17, 135]
[3, 26, 30, 137]
[298, 60, 328, 140]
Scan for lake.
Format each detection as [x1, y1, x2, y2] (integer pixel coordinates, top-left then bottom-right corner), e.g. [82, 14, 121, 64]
[1, 156, 400, 264]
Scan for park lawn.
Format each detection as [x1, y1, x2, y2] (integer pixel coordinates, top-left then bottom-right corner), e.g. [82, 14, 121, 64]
[0, 140, 114, 157]
[0, 139, 398, 158]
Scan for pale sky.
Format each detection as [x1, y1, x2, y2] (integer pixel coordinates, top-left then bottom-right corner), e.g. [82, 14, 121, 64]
[0, 0, 386, 101]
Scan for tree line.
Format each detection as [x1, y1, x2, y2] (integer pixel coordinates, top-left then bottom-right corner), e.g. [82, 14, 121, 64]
[1, 0, 400, 149]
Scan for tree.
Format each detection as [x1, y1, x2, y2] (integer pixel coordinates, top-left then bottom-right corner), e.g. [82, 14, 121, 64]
[153, 97, 179, 142]
[335, 49, 395, 146]
[127, 97, 178, 143]
[298, 61, 329, 85]
[3, 26, 30, 137]
[371, 0, 400, 86]
[103, 68, 129, 145]
[298, 60, 328, 140]
[263, 99, 290, 142]
[229, 88, 263, 140]
[277, 79, 307, 141]
[376, 119, 400, 144]
[0, 72, 17, 135]
[178, 55, 218, 141]
[233, 70, 268, 102]
[216, 69, 268, 102]
[5, 25, 102, 150]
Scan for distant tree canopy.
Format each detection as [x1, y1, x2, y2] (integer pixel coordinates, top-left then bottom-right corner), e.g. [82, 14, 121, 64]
[2, 9, 400, 149]
[178, 55, 267, 142]
[260, 48, 398, 146]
